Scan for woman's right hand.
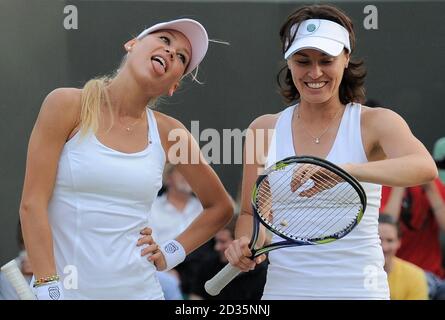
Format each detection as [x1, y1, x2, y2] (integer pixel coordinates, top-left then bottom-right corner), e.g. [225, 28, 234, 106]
[224, 236, 266, 272]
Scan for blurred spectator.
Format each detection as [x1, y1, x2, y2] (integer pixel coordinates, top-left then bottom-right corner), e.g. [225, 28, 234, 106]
[189, 216, 268, 300]
[433, 137, 445, 279]
[381, 179, 445, 278]
[156, 271, 183, 300]
[378, 214, 428, 299]
[150, 164, 203, 244]
[150, 164, 215, 299]
[0, 222, 33, 300]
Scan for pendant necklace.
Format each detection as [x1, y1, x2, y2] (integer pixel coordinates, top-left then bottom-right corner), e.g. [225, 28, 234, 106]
[297, 108, 341, 144]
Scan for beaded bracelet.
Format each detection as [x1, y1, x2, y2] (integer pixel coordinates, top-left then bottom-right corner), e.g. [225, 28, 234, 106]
[33, 275, 60, 287]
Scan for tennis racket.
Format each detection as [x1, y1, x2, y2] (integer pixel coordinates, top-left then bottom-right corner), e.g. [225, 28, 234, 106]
[205, 155, 366, 296]
[1, 259, 36, 300]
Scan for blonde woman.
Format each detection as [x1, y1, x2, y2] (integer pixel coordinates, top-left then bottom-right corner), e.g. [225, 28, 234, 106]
[19, 19, 233, 299]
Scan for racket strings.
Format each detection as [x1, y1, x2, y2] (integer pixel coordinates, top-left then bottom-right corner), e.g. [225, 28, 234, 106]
[255, 163, 362, 240]
[284, 186, 354, 239]
[262, 184, 357, 240]
[284, 176, 358, 238]
[258, 181, 358, 240]
[260, 170, 358, 237]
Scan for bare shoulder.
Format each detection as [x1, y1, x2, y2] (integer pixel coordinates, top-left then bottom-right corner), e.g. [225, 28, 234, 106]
[361, 105, 405, 124]
[39, 87, 82, 125]
[361, 105, 410, 135]
[152, 110, 187, 135]
[151, 110, 191, 154]
[248, 113, 281, 130]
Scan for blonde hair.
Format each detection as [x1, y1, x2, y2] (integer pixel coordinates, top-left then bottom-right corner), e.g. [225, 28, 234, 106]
[78, 57, 157, 137]
[79, 75, 114, 137]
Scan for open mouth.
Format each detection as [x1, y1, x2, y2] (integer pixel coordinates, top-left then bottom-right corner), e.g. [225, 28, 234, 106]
[151, 56, 167, 72]
[304, 81, 328, 89]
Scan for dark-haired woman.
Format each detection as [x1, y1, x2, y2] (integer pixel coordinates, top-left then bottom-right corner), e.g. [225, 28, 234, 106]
[224, 4, 437, 299]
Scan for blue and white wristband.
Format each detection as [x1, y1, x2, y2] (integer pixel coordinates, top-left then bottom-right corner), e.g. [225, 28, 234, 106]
[159, 239, 186, 271]
[34, 281, 64, 300]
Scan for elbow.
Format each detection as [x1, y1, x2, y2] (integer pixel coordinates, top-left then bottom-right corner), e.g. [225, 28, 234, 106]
[429, 166, 439, 182]
[19, 201, 33, 222]
[19, 200, 45, 223]
[425, 158, 439, 182]
[220, 196, 235, 225]
[418, 160, 439, 185]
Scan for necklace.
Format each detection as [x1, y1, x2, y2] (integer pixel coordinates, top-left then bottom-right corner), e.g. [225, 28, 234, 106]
[118, 113, 144, 132]
[296, 108, 342, 144]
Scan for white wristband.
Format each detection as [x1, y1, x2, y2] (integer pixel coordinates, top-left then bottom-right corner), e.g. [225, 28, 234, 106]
[159, 239, 186, 271]
[34, 281, 65, 300]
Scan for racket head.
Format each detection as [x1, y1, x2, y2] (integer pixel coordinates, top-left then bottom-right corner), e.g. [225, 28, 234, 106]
[252, 156, 366, 245]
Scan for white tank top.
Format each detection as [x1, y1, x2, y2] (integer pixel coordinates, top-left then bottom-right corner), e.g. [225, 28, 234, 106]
[263, 103, 389, 299]
[47, 108, 165, 299]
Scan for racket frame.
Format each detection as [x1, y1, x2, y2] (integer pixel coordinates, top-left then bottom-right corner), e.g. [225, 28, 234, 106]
[249, 155, 367, 257]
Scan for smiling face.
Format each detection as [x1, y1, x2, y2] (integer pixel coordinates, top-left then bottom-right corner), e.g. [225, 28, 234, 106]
[287, 49, 349, 105]
[123, 29, 192, 97]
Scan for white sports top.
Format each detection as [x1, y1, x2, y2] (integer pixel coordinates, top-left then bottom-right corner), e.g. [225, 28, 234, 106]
[263, 103, 389, 299]
[47, 108, 165, 299]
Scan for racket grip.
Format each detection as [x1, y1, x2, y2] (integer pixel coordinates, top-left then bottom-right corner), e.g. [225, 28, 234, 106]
[204, 263, 242, 296]
[1, 259, 36, 300]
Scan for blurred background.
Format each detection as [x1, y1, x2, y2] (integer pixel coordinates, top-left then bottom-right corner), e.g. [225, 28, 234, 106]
[1, 0, 444, 266]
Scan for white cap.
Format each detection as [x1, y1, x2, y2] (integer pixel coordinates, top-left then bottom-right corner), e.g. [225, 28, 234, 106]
[284, 19, 350, 59]
[136, 18, 209, 75]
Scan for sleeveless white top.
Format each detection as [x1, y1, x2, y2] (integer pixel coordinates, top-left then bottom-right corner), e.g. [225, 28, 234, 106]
[47, 108, 165, 299]
[263, 103, 389, 299]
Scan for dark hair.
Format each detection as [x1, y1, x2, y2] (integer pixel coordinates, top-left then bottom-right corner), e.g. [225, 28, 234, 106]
[277, 4, 366, 105]
[378, 213, 401, 238]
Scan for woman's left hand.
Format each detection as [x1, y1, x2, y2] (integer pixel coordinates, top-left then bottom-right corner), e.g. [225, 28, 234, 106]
[291, 164, 342, 197]
[137, 227, 167, 271]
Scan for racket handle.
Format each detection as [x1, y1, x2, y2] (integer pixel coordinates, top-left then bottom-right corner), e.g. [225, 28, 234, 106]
[1, 259, 36, 300]
[204, 263, 242, 296]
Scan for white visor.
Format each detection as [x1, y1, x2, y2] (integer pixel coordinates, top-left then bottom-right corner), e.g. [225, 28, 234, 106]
[137, 18, 208, 75]
[284, 19, 351, 59]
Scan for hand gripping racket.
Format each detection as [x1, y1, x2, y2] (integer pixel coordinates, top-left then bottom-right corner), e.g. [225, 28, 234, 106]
[205, 156, 367, 296]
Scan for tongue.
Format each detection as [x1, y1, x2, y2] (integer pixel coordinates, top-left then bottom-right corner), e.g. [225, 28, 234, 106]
[151, 59, 166, 75]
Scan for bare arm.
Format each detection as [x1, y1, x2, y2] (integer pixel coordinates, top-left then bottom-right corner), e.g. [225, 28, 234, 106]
[155, 113, 234, 255]
[227, 114, 277, 271]
[346, 108, 437, 186]
[423, 180, 445, 231]
[381, 187, 405, 219]
[19, 88, 80, 279]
